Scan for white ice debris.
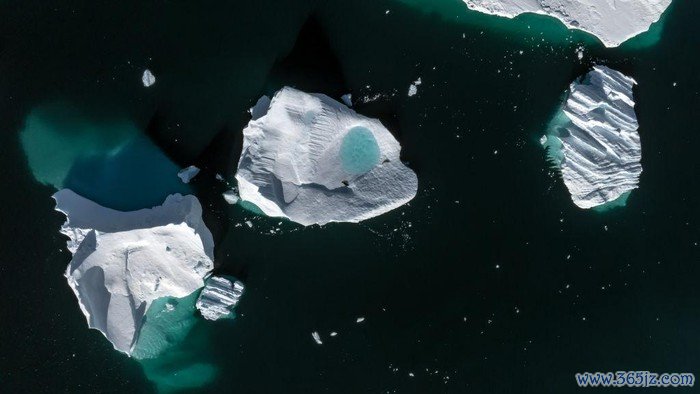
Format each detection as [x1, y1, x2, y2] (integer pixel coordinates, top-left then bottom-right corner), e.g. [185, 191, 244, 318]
[330, 331, 338, 337]
[222, 189, 239, 205]
[408, 78, 422, 97]
[312, 331, 323, 345]
[356, 317, 365, 323]
[177, 165, 200, 183]
[235, 87, 418, 226]
[53, 189, 214, 355]
[195, 276, 244, 321]
[142, 69, 156, 87]
[544, 66, 642, 209]
[341, 93, 353, 107]
[463, 0, 672, 47]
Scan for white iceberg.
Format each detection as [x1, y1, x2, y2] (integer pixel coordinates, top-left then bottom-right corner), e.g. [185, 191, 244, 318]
[235, 87, 418, 226]
[463, 0, 672, 47]
[53, 189, 214, 355]
[142, 69, 156, 87]
[177, 165, 200, 183]
[222, 189, 239, 205]
[195, 276, 244, 321]
[542, 66, 642, 209]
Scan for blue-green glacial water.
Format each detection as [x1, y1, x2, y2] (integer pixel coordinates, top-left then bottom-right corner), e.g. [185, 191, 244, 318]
[340, 126, 381, 174]
[1, 0, 699, 393]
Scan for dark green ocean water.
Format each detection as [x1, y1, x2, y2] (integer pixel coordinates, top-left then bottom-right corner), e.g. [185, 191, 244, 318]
[1, 0, 699, 392]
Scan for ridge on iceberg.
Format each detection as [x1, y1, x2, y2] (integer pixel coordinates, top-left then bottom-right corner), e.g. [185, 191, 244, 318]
[463, 0, 672, 47]
[53, 189, 214, 355]
[542, 66, 642, 209]
[235, 87, 418, 226]
[196, 276, 245, 321]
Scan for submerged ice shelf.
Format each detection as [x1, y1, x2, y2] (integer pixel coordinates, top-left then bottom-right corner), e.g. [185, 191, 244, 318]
[236, 87, 418, 226]
[542, 66, 642, 209]
[464, 0, 672, 47]
[53, 189, 214, 355]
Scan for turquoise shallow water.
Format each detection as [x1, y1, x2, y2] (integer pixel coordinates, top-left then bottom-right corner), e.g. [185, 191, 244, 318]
[340, 126, 381, 174]
[1, 0, 699, 393]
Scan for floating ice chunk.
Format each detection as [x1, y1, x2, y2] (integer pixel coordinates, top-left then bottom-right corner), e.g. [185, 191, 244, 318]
[177, 165, 200, 184]
[196, 276, 244, 321]
[222, 189, 239, 205]
[312, 331, 323, 345]
[330, 331, 338, 337]
[356, 317, 365, 323]
[463, 0, 672, 47]
[142, 69, 156, 87]
[542, 66, 642, 209]
[236, 87, 418, 226]
[53, 189, 214, 355]
[341, 93, 353, 107]
[408, 78, 422, 97]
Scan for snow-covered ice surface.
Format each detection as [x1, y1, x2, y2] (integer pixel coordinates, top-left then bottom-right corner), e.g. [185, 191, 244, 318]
[142, 69, 156, 87]
[235, 87, 418, 226]
[53, 189, 214, 355]
[177, 165, 200, 183]
[542, 66, 642, 209]
[195, 276, 244, 321]
[463, 0, 672, 47]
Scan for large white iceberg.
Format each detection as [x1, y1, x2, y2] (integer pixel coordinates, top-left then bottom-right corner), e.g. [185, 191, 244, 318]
[463, 0, 672, 47]
[53, 189, 214, 355]
[235, 87, 418, 226]
[195, 276, 245, 321]
[542, 65, 642, 209]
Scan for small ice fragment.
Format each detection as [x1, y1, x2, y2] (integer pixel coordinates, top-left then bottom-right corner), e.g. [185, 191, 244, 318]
[312, 331, 323, 345]
[142, 69, 156, 87]
[408, 77, 422, 97]
[409, 372, 415, 377]
[245, 220, 253, 228]
[330, 332, 338, 337]
[177, 165, 200, 183]
[341, 93, 353, 107]
[539, 135, 547, 145]
[215, 174, 225, 181]
[356, 317, 365, 323]
[223, 190, 239, 205]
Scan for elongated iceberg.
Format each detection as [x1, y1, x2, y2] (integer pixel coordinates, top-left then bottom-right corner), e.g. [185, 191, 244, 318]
[464, 0, 672, 47]
[196, 276, 245, 321]
[541, 66, 642, 209]
[235, 87, 418, 226]
[53, 189, 214, 355]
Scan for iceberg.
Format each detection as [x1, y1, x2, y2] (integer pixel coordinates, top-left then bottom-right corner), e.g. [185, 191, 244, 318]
[142, 69, 156, 87]
[195, 276, 245, 321]
[177, 165, 201, 184]
[463, 0, 672, 47]
[235, 87, 418, 226]
[542, 66, 642, 209]
[53, 189, 214, 355]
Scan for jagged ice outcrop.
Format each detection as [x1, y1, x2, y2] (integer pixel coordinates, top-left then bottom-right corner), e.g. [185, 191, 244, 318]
[542, 65, 642, 209]
[195, 276, 245, 321]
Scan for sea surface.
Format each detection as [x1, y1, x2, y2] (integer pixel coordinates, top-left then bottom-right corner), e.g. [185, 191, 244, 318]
[1, 0, 699, 392]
